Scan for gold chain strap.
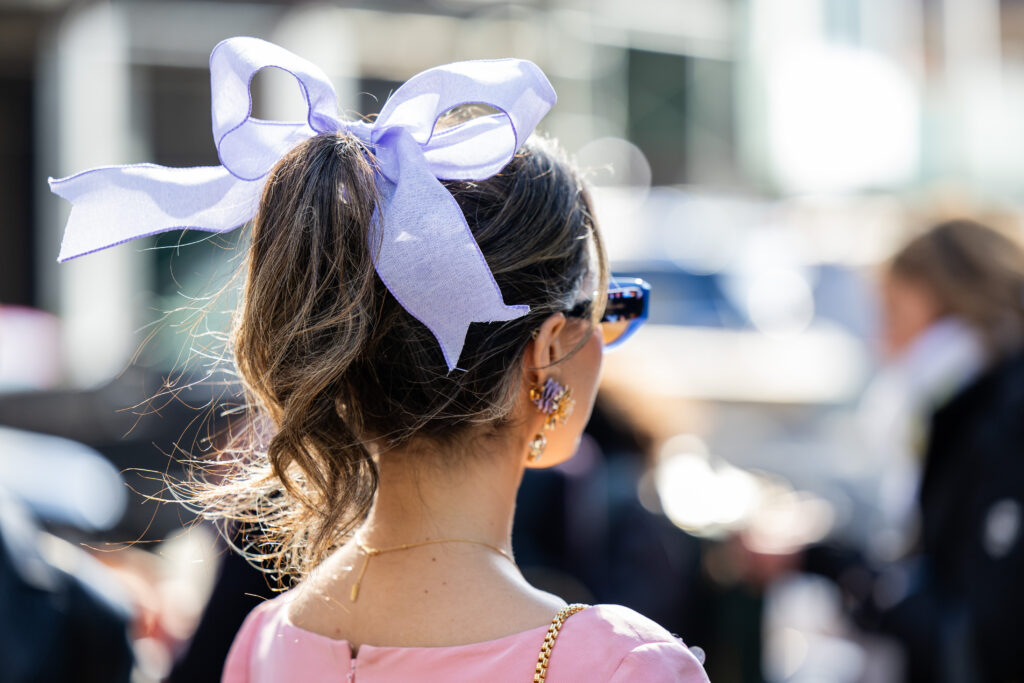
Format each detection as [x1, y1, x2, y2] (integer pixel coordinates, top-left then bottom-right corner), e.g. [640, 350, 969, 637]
[533, 603, 588, 683]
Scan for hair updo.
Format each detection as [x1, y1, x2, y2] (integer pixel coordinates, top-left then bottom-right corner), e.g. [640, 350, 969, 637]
[189, 127, 607, 581]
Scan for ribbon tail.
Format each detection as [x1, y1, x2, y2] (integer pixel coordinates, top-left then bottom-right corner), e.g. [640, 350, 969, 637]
[49, 163, 265, 262]
[371, 131, 529, 372]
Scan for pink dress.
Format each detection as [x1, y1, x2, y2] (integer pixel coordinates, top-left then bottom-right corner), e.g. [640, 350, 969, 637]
[222, 594, 710, 682]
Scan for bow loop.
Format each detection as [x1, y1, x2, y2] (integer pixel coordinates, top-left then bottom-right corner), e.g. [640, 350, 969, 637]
[210, 37, 341, 181]
[369, 59, 555, 183]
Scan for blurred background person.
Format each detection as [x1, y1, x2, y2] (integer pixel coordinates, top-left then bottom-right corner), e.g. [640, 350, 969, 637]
[808, 219, 1024, 683]
[0, 445, 134, 683]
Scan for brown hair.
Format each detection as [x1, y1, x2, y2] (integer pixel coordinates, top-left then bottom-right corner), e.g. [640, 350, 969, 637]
[188, 130, 607, 582]
[889, 218, 1024, 360]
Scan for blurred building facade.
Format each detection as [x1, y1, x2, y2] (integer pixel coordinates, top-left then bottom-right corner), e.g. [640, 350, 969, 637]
[2, 0, 1024, 386]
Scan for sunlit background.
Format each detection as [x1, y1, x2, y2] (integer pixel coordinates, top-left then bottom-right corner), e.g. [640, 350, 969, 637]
[2, 1, 1022, 681]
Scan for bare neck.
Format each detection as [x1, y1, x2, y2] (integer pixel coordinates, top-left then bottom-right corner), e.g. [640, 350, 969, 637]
[358, 437, 525, 554]
[287, 434, 565, 649]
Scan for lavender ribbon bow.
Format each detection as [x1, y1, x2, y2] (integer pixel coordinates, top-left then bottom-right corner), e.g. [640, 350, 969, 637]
[49, 37, 557, 371]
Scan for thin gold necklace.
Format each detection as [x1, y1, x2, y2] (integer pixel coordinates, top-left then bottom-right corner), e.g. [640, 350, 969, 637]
[350, 537, 515, 602]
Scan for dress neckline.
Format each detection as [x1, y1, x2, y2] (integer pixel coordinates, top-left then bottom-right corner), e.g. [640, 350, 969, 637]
[278, 593, 572, 653]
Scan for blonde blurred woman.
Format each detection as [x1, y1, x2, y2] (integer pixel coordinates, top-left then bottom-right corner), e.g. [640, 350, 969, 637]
[840, 219, 1024, 683]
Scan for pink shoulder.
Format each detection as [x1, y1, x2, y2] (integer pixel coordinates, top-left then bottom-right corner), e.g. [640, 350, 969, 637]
[609, 642, 710, 682]
[546, 604, 709, 682]
[221, 596, 285, 683]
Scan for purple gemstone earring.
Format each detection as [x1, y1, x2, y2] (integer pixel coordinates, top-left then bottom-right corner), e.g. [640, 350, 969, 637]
[527, 377, 575, 462]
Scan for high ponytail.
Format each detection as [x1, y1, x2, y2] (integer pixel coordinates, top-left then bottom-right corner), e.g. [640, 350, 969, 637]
[229, 134, 382, 576]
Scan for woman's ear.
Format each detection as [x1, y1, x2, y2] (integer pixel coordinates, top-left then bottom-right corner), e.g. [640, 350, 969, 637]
[526, 313, 567, 373]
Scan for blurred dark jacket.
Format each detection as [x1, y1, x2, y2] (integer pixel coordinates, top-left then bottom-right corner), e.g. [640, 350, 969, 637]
[811, 350, 1024, 683]
[895, 349, 1024, 682]
[0, 490, 134, 683]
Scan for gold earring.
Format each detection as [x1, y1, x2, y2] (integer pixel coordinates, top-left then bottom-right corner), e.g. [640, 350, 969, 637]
[527, 433, 547, 462]
[527, 378, 575, 462]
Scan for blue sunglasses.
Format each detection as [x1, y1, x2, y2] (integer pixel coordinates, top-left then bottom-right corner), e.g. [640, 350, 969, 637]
[567, 277, 651, 349]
